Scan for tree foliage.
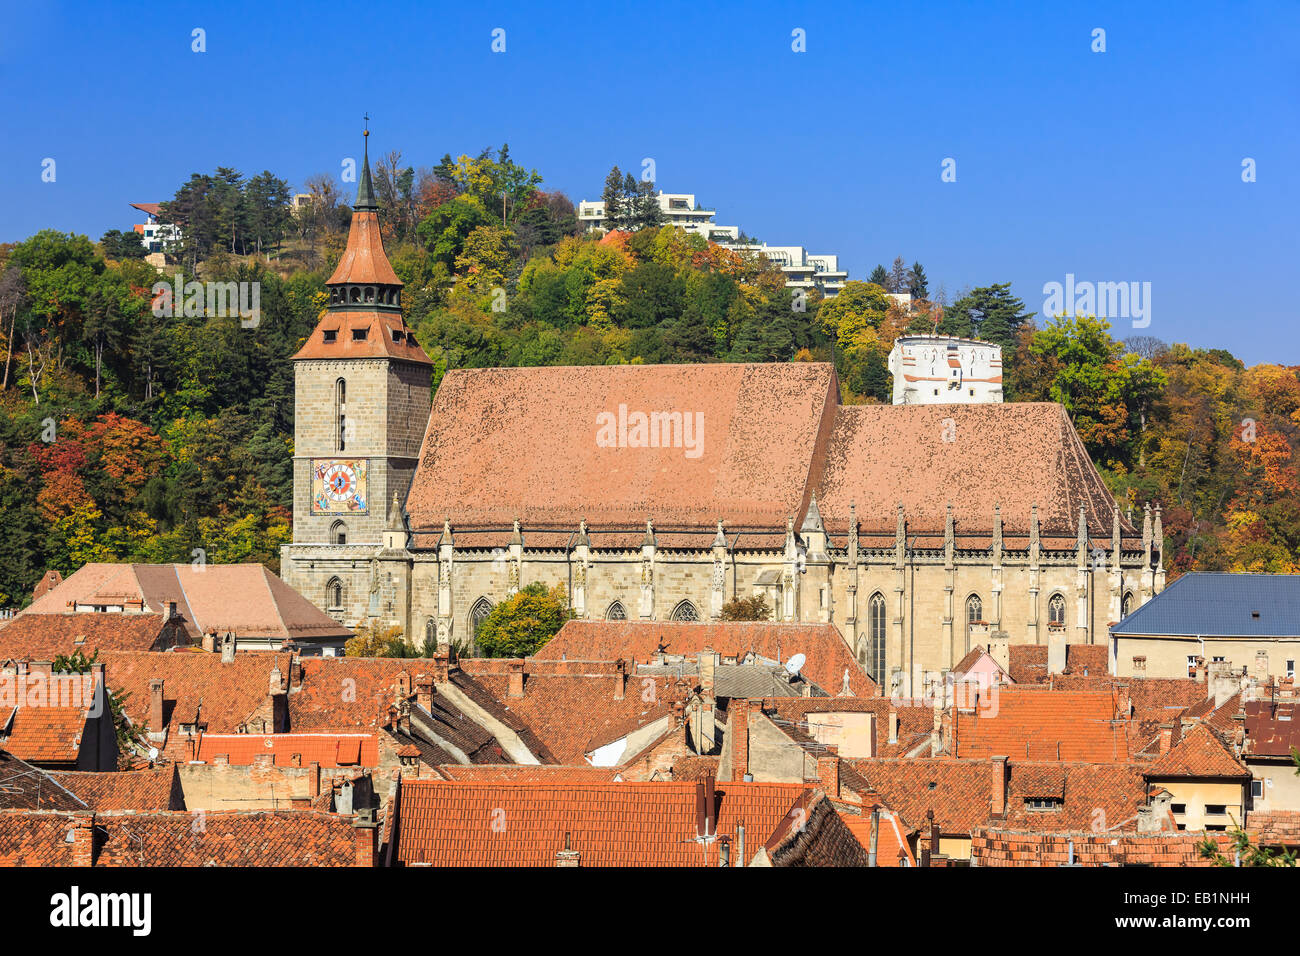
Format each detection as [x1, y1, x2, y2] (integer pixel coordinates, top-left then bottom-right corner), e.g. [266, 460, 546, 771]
[474, 582, 572, 658]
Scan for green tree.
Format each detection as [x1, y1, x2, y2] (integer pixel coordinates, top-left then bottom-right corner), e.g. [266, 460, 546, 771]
[99, 229, 146, 260]
[475, 582, 571, 657]
[721, 595, 772, 621]
[907, 261, 928, 300]
[868, 264, 888, 287]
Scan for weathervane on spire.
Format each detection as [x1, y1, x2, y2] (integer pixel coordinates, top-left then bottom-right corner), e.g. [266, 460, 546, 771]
[363, 112, 370, 137]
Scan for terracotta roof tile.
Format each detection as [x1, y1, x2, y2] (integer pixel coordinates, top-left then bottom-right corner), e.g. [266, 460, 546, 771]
[406, 362, 839, 535]
[393, 778, 810, 866]
[46, 766, 181, 810]
[537, 621, 875, 698]
[1145, 724, 1249, 779]
[193, 733, 379, 768]
[0, 809, 370, 866]
[22, 564, 351, 644]
[0, 612, 179, 657]
[953, 689, 1130, 761]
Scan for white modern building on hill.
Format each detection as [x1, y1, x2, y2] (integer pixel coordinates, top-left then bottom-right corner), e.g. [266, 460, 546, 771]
[577, 189, 849, 297]
[578, 192, 739, 242]
[888, 335, 1004, 405]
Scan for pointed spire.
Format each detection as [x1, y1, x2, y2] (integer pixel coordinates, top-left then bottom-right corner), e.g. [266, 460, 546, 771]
[386, 491, 403, 532]
[1142, 502, 1153, 564]
[1030, 503, 1040, 551]
[644, 519, 656, 548]
[1112, 505, 1121, 558]
[1076, 505, 1088, 553]
[1153, 503, 1163, 568]
[944, 502, 955, 548]
[355, 116, 378, 211]
[576, 517, 589, 548]
[511, 517, 523, 546]
[441, 517, 453, 547]
[801, 491, 825, 535]
[713, 518, 727, 548]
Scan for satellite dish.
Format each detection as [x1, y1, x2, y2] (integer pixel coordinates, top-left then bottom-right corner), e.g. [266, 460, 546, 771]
[785, 653, 806, 676]
[147, 747, 159, 761]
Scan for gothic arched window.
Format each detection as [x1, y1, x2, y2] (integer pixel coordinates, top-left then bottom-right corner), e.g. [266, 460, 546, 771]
[605, 601, 628, 621]
[966, 594, 983, 651]
[1048, 593, 1066, 626]
[670, 600, 699, 622]
[1122, 591, 1134, 619]
[424, 618, 436, 646]
[869, 592, 887, 684]
[326, 577, 344, 609]
[330, 520, 347, 545]
[469, 597, 493, 638]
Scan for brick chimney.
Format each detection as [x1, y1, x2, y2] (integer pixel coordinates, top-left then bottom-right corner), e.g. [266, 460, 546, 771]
[556, 832, 580, 867]
[507, 659, 525, 698]
[202, 630, 216, 653]
[613, 659, 625, 701]
[432, 650, 450, 684]
[69, 813, 96, 867]
[817, 755, 840, 799]
[991, 755, 1007, 816]
[700, 647, 716, 701]
[730, 700, 750, 782]
[148, 679, 166, 744]
[309, 761, 321, 799]
[415, 675, 434, 712]
[696, 772, 717, 839]
[352, 807, 377, 867]
[289, 656, 303, 690]
[888, 709, 899, 745]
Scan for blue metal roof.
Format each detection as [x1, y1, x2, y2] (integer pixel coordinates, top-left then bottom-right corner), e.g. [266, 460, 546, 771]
[1112, 572, 1300, 638]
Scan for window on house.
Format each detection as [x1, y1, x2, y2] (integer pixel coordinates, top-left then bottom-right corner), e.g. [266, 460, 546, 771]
[1288, 660, 1296, 679]
[1187, 655, 1198, 678]
[1251, 780, 1264, 799]
[1122, 591, 1134, 618]
[1205, 804, 1227, 816]
[326, 578, 343, 609]
[1024, 797, 1062, 811]
[352, 328, 368, 341]
[1171, 803, 1186, 815]
[1133, 655, 1147, 672]
[1205, 825, 1227, 832]
[322, 329, 337, 343]
[330, 520, 347, 545]
[605, 601, 627, 621]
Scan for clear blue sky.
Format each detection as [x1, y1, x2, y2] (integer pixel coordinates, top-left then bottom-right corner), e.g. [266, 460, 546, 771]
[1, 0, 1296, 364]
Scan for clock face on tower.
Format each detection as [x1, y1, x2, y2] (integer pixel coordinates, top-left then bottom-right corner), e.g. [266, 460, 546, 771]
[311, 459, 368, 514]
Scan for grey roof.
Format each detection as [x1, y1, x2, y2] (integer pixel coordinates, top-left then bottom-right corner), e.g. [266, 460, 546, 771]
[1112, 573, 1300, 638]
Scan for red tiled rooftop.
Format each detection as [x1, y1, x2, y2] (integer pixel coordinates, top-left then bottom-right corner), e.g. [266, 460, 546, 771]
[192, 733, 379, 768]
[953, 689, 1130, 761]
[537, 620, 875, 698]
[393, 779, 810, 867]
[1145, 724, 1249, 779]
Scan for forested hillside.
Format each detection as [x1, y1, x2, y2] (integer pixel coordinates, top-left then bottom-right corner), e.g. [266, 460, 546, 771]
[0, 145, 1295, 607]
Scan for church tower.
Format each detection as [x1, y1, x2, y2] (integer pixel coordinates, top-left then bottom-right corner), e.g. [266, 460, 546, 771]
[284, 125, 431, 627]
